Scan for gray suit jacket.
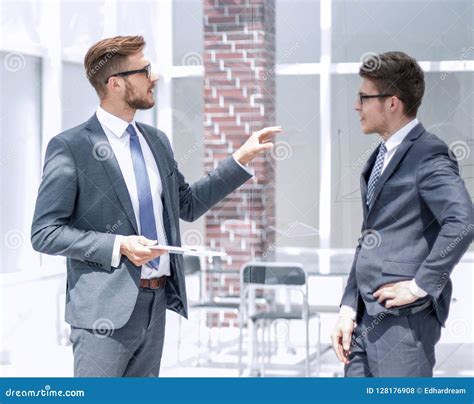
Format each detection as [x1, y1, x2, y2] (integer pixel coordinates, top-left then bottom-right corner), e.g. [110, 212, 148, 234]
[31, 114, 252, 329]
[341, 123, 472, 325]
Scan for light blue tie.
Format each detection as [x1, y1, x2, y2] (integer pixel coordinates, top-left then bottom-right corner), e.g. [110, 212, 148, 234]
[366, 142, 387, 209]
[127, 124, 160, 268]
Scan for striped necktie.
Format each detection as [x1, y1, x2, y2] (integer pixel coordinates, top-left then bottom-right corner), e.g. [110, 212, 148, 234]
[366, 142, 387, 209]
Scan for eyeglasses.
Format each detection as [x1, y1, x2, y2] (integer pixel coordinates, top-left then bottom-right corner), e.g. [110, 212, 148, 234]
[357, 93, 394, 105]
[105, 64, 151, 84]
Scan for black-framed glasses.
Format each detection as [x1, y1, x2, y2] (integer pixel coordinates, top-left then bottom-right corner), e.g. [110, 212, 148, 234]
[105, 64, 151, 84]
[357, 93, 394, 105]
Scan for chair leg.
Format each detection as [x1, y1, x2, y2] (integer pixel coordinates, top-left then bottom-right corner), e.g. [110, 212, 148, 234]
[253, 320, 258, 374]
[261, 320, 270, 377]
[238, 302, 245, 376]
[197, 310, 202, 366]
[252, 320, 261, 377]
[258, 321, 265, 377]
[206, 314, 212, 363]
[217, 312, 222, 354]
[248, 288, 257, 375]
[177, 315, 182, 364]
[316, 315, 321, 376]
[268, 320, 273, 370]
[305, 315, 310, 377]
[265, 320, 270, 371]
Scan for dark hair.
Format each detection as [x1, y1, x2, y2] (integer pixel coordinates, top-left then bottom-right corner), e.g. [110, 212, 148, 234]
[84, 35, 146, 98]
[359, 51, 425, 117]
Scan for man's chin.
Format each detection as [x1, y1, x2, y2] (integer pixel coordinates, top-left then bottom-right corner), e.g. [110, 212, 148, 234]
[141, 101, 155, 110]
[361, 125, 376, 135]
[128, 100, 155, 110]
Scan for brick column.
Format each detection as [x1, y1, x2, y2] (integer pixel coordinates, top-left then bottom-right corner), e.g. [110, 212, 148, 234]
[203, 0, 276, 291]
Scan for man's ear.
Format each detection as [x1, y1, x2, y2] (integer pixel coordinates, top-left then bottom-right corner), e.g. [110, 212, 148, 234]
[107, 77, 122, 93]
[389, 96, 402, 113]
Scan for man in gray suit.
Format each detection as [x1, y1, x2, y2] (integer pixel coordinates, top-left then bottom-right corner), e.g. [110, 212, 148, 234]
[331, 51, 472, 377]
[31, 35, 281, 377]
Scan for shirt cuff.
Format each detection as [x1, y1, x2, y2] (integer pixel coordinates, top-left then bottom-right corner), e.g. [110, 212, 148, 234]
[111, 235, 122, 268]
[409, 279, 428, 298]
[232, 155, 254, 176]
[339, 305, 357, 321]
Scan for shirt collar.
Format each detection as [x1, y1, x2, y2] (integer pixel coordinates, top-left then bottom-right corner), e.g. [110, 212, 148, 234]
[96, 105, 137, 138]
[384, 118, 419, 153]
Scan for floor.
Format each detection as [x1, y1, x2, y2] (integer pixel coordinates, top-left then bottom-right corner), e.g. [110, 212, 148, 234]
[1, 311, 472, 378]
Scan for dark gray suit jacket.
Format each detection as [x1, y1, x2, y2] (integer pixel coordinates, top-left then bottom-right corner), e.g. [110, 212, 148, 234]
[341, 123, 472, 325]
[31, 114, 252, 329]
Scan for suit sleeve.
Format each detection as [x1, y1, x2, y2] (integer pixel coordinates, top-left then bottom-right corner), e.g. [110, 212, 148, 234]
[414, 142, 473, 298]
[31, 136, 116, 271]
[340, 243, 362, 312]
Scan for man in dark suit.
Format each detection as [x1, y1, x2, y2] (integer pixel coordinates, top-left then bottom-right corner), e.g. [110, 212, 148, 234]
[331, 51, 472, 377]
[31, 35, 281, 377]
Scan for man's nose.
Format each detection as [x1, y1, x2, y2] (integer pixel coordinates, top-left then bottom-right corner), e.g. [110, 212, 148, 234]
[150, 72, 159, 83]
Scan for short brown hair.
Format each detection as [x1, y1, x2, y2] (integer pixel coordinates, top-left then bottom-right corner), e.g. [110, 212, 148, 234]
[84, 35, 145, 98]
[359, 51, 425, 117]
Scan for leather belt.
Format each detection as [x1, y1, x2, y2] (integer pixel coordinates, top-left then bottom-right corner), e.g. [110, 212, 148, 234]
[140, 276, 167, 290]
[388, 299, 432, 317]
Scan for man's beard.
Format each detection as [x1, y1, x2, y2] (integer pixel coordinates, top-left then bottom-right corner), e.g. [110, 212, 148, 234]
[124, 82, 155, 110]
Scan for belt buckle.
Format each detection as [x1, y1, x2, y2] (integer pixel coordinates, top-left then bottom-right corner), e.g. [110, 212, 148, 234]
[149, 278, 160, 290]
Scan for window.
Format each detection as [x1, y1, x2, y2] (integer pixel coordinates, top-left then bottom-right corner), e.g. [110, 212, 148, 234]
[275, 75, 320, 248]
[172, 77, 205, 244]
[0, 52, 41, 273]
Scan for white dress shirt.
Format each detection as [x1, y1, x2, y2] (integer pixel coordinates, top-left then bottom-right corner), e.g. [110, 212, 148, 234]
[382, 118, 419, 172]
[339, 119, 427, 321]
[96, 105, 170, 279]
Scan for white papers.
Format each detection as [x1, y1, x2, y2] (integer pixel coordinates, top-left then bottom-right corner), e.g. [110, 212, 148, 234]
[149, 244, 227, 257]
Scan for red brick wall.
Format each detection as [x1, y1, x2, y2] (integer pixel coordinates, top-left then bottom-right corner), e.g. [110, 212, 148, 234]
[204, 0, 276, 297]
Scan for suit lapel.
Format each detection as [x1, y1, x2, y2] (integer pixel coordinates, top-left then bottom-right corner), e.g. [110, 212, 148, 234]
[85, 114, 139, 234]
[367, 123, 425, 218]
[360, 146, 379, 224]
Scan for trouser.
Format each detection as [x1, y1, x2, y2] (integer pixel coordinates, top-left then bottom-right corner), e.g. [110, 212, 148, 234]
[70, 287, 167, 377]
[345, 305, 441, 377]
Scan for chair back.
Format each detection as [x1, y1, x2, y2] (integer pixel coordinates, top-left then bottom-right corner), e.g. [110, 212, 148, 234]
[241, 262, 306, 286]
[183, 255, 201, 276]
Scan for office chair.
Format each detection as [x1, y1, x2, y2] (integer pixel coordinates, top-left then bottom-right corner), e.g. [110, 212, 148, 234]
[238, 262, 321, 377]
